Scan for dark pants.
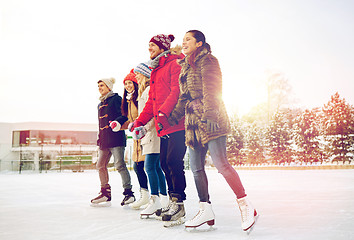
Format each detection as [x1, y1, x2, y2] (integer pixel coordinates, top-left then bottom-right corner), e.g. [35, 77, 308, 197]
[133, 161, 148, 190]
[160, 130, 187, 201]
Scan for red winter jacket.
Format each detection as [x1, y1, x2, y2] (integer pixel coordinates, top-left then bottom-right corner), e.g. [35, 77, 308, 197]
[137, 48, 185, 137]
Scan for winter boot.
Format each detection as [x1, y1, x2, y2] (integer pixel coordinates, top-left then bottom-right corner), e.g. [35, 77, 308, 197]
[91, 185, 111, 206]
[121, 188, 135, 206]
[130, 188, 149, 209]
[162, 194, 185, 227]
[237, 196, 258, 232]
[185, 202, 215, 228]
[140, 195, 161, 218]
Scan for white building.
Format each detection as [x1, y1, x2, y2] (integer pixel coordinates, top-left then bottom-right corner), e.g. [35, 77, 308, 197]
[0, 122, 134, 172]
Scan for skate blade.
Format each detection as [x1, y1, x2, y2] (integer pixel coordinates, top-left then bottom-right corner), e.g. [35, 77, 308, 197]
[154, 215, 162, 221]
[140, 214, 155, 219]
[163, 217, 186, 228]
[121, 198, 135, 206]
[245, 213, 259, 235]
[90, 201, 111, 207]
[185, 225, 217, 233]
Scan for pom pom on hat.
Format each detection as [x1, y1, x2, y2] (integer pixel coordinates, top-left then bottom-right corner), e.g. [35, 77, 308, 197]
[149, 34, 175, 51]
[123, 69, 138, 84]
[134, 63, 152, 79]
[98, 77, 115, 90]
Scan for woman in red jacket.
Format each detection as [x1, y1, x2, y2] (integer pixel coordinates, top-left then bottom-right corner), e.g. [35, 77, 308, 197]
[130, 34, 187, 227]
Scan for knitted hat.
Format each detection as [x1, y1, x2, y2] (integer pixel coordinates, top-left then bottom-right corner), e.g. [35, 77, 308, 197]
[149, 34, 175, 51]
[98, 77, 115, 90]
[123, 69, 138, 84]
[134, 63, 151, 79]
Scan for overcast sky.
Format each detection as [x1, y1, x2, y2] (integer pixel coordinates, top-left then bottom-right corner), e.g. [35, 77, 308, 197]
[1, 0, 353, 124]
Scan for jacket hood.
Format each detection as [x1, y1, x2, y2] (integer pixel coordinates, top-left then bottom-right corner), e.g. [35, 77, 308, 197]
[170, 45, 182, 55]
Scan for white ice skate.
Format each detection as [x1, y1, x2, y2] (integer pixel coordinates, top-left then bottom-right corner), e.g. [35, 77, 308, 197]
[185, 202, 216, 231]
[140, 195, 161, 219]
[130, 188, 149, 210]
[237, 196, 259, 234]
[155, 195, 171, 221]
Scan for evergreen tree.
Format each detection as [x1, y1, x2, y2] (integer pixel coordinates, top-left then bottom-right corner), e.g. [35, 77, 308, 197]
[226, 115, 245, 165]
[321, 92, 354, 162]
[243, 122, 266, 164]
[266, 110, 293, 164]
[293, 108, 322, 163]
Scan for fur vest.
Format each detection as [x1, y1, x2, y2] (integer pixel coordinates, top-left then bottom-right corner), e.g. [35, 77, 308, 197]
[169, 47, 230, 148]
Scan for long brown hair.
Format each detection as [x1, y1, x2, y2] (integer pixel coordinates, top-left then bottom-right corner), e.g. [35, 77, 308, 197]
[121, 81, 139, 117]
[186, 30, 212, 69]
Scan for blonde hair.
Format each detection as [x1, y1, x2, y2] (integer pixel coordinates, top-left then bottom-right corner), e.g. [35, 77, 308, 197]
[138, 75, 150, 99]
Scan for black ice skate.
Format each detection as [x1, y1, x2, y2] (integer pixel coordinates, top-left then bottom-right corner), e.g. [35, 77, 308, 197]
[91, 185, 111, 207]
[121, 188, 135, 206]
[162, 194, 185, 227]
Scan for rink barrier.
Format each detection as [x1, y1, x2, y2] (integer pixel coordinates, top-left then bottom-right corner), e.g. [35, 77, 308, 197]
[232, 162, 354, 170]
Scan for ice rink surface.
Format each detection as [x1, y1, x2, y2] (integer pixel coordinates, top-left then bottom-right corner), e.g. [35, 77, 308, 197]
[1, 169, 353, 240]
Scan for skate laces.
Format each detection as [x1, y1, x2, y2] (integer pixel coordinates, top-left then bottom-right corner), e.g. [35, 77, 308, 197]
[191, 209, 203, 221]
[239, 202, 250, 222]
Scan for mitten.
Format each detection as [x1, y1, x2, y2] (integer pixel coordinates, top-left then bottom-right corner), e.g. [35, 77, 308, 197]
[206, 119, 219, 133]
[132, 126, 147, 140]
[109, 121, 121, 132]
[128, 120, 143, 132]
[157, 113, 170, 131]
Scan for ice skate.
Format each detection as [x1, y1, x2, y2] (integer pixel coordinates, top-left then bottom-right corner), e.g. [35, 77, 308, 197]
[140, 195, 161, 219]
[121, 188, 135, 206]
[162, 194, 185, 228]
[130, 188, 149, 210]
[90, 185, 111, 207]
[237, 196, 259, 234]
[185, 202, 216, 231]
[155, 195, 171, 221]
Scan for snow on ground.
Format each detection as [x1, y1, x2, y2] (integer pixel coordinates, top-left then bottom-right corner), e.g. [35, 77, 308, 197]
[0, 169, 353, 240]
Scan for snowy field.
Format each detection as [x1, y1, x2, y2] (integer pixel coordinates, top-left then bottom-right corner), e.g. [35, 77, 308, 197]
[1, 169, 353, 240]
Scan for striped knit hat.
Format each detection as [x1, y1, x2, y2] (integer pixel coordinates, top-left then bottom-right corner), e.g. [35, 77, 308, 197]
[134, 63, 152, 79]
[149, 34, 175, 51]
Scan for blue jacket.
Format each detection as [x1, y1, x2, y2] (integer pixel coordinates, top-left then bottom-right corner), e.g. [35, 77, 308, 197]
[97, 93, 128, 149]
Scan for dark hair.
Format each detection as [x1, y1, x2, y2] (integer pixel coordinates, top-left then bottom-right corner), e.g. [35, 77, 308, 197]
[186, 30, 211, 69]
[121, 81, 139, 117]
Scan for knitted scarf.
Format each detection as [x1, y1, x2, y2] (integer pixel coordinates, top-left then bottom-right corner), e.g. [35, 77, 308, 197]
[148, 50, 170, 69]
[99, 91, 114, 102]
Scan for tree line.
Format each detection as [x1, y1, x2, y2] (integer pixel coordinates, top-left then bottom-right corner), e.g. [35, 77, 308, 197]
[226, 83, 354, 165]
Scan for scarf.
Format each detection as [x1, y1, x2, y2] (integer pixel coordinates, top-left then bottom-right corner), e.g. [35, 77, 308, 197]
[148, 50, 170, 69]
[126, 90, 135, 100]
[99, 91, 114, 102]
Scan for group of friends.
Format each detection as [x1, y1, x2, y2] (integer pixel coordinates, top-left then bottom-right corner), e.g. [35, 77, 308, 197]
[91, 30, 258, 232]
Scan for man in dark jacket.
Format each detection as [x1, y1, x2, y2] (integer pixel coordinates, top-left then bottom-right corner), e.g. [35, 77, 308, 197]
[91, 77, 135, 207]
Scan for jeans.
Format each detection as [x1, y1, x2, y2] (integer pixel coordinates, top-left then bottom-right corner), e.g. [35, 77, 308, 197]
[189, 136, 246, 202]
[133, 161, 148, 190]
[160, 130, 187, 200]
[145, 153, 167, 196]
[96, 146, 132, 190]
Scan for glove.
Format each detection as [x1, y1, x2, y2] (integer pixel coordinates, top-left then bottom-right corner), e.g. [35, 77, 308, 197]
[109, 121, 121, 132]
[206, 119, 219, 133]
[157, 113, 170, 132]
[128, 120, 143, 132]
[132, 126, 147, 140]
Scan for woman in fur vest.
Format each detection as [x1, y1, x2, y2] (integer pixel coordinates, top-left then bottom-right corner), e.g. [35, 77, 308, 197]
[168, 30, 258, 232]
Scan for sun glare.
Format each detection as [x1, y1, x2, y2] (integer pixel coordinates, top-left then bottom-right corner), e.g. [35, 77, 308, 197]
[223, 78, 267, 117]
